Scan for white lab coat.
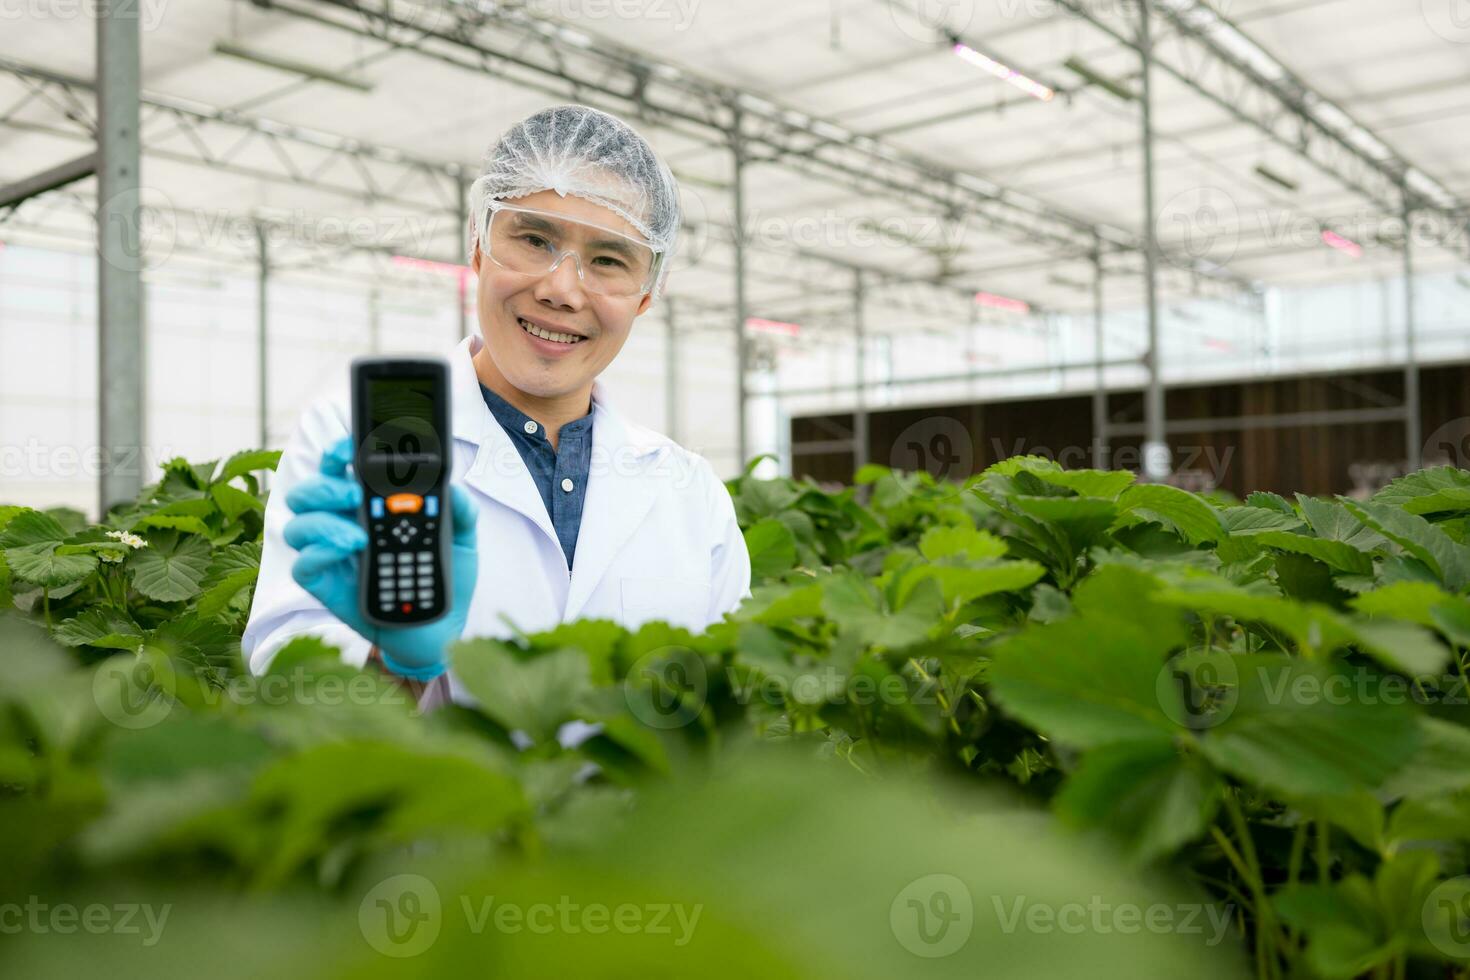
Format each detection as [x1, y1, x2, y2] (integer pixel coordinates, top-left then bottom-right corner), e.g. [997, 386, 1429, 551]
[241, 333, 752, 710]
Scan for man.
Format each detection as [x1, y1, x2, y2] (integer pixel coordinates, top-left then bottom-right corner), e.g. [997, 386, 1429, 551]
[242, 105, 752, 708]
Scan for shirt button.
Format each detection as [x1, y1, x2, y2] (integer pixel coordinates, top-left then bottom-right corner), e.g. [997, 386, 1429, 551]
[561, 478, 574, 492]
[523, 420, 538, 434]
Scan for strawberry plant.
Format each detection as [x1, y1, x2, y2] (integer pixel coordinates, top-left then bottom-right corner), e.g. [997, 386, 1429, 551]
[2, 453, 1469, 979]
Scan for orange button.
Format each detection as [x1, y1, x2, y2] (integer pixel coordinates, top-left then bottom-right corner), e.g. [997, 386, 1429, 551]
[386, 493, 423, 514]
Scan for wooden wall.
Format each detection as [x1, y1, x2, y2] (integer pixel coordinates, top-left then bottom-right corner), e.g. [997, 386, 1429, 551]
[789, 361, 1470, 498]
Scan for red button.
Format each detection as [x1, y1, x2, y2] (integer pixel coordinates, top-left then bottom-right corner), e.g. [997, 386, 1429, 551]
[401, 602, 413, 612]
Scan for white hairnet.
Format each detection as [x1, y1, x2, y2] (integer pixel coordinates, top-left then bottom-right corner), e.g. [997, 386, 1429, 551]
[466, 104, 681, 300]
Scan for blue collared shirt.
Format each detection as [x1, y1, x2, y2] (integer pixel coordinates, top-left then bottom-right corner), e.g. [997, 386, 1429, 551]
[479, 383, 593, 571]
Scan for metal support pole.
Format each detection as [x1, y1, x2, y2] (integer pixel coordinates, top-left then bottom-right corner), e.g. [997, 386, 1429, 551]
[1092, 249, 1109, 468]
[1403, 190, 1421, 471]
[664, 295, 679, 444]
[458, 176, 471, 339]
[1138, 0, 1169, 480]
[369, 284, 381, 353]
[731, 109, 749, 469]
[852, 268, 868, 473]
[256, 222, 269, 450]
[96, 0, 143, 514]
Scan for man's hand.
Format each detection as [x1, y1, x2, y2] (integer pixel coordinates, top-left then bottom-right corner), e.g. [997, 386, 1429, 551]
[283, 435, 480, 681]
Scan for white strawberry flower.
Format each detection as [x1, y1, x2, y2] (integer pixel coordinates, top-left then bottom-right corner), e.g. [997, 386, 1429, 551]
[105, 529, 148, 550]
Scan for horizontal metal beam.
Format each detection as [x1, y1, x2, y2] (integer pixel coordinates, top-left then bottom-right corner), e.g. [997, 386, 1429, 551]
[1105, 405, 1408, 438]
[766, 356, 1145, 398]
[0, 151, 97, 210]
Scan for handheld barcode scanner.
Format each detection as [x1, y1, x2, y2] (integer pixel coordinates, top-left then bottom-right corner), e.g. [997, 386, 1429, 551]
[351, 357, 452, 627]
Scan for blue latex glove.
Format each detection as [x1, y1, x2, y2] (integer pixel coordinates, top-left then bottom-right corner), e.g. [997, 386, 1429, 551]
[284, 435, 479, 681]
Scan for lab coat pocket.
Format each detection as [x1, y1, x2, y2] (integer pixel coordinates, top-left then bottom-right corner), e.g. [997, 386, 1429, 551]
[620, 576, 712, 631]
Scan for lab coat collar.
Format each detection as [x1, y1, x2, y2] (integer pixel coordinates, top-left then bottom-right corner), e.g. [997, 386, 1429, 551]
[449, 333, 668, 617]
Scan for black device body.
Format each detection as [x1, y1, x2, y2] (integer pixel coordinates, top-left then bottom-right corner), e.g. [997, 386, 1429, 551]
[351, 357, 453, 627]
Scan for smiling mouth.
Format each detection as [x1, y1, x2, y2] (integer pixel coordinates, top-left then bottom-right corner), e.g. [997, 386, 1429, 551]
[518, 316, 586, 345]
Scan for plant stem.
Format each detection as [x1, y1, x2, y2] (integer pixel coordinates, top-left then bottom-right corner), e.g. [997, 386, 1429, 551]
[1315, 820, 1331, 885]
[42, 587, 50, 627]
[1286, 820, 1307, 892]
[1222, 791, 1284, 980]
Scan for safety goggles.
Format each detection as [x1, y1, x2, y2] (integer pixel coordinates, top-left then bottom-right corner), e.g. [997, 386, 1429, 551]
[479, 200, 662, 298]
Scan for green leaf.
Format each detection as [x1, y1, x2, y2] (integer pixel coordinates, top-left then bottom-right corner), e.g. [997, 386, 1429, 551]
[896, 560, 1045, 609]
[1115, 484, 1223, 545]
[1341, 498, 1470, 592]
[1220, 506, 1304, 535]
[125, 531, 213, 602]
[1296, 495, 1385, 550]
[1245, 491, 1295, 514]
[52, 607, 144, 650]
[990, 571, 1186, 749]
[1252, 530, 1374, 574]
[1055, 741, 1220, 864]
[214, 449, 282, 485]
[744, 518, 797, 582]
[134, 513, 214, 536]
[1274, 883, 1389, 980]
[1373, 466, 1470, 515]
[1387, 789, 1470, 844]
[196, 541, 263, 619]
[452, 642, 593, 744]
[0, 509, 99, 587]
[1033, 468, 1136, 500]
[819, 571, 942, 649]
[210, 482, 265, 520]
[1342, 618, 1450, 677]
[1349, 581, 1454, 629]
[1198, 655, 1421, 797]
[1378, 717, 1470, 799]
[917, 525, 1008, 561]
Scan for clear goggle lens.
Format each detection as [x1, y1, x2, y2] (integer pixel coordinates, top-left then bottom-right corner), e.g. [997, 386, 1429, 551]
[482, 202, 659, 298]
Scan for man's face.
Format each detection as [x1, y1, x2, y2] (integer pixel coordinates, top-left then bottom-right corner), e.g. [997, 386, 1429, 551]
[471, 188, 656, 400]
